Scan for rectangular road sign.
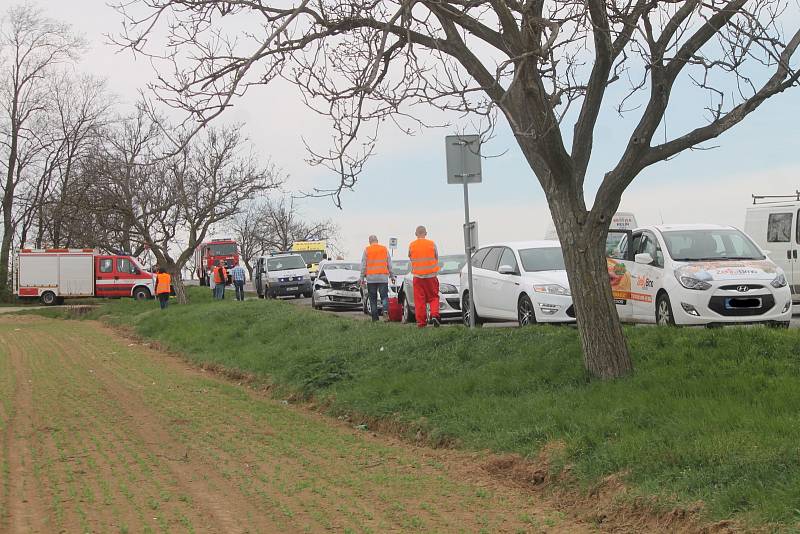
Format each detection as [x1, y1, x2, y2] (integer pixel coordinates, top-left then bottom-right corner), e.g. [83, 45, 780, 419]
[389, 237, 398, 249]
[446, 135, 482, 184]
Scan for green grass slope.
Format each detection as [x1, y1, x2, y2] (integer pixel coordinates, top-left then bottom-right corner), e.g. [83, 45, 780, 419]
[34, 288, 800, 526]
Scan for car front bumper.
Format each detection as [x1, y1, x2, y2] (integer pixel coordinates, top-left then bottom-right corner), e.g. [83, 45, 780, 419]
[531, 293, 576, 323]
[671, 285, 792, 325]
[267, 280, 312, 297]
[316, 289, 362, 307]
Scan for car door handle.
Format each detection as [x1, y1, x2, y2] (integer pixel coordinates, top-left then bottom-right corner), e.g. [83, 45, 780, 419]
[794, 250, 798, 259]
[789, 250, 793, 260]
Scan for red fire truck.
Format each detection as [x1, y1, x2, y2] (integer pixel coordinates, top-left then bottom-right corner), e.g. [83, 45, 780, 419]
[194, 238, 239, 285]
[14, 248, 156, 305]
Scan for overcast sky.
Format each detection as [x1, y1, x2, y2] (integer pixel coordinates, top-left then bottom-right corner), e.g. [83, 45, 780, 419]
[38, 1, 800, 258]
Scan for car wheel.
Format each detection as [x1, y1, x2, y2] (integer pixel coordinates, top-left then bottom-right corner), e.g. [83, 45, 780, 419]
[40, 291, 57, 306]
[656, 293, 676, 326]
[312, 293, 321, 310]
[518, 294, 536, 327]
[401, 297, 414, 323]
[133, 287, 151, 301]
[362, 293, 369, 314]
[461, 292, 483, 327]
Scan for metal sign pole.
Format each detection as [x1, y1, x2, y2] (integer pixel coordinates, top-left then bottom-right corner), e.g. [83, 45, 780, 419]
[446, 134, 481, 329]
[463, 181, 476, 328]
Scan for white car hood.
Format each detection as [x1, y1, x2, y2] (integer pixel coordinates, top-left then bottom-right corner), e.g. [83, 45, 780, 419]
[674, 259, 780, 281]
[522, 270, 570, 287]
[438, 273, 461, 287]
[325, 269, 361, 283]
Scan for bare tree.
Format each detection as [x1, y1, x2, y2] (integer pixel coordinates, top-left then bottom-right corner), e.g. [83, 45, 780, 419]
[115, 1, 800, 378]
[0, 3, 84, 296]
[88, 109, 281, 303]
[231, 196, 338, 278]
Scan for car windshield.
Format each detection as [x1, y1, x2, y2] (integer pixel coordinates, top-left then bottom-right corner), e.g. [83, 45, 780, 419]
[296, 250, 325, 265]
[519, 247, 566, 272]
[662, 229, 765, 261]
[209, 243, 237, 255]
[267, 256, 306, 271]
[324, 263, 360, 271]
[392, 260, 411, 275]
[438, 255, 466, 275]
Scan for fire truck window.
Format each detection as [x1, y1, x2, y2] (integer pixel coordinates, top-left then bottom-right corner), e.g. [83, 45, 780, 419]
[99, 259, 113, 273]
[117, 258, 138, 274]
[767, 213, 792, 242]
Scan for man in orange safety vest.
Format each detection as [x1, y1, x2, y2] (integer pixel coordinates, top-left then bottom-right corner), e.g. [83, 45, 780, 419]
[360, 235, 395, 322]
[212, 260, 228, 300]
[156, 267, 171, 310]
[408, 225, 440, 328]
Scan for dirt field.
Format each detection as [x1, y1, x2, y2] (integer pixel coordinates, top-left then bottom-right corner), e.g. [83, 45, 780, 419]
[0, 315, 588, 533]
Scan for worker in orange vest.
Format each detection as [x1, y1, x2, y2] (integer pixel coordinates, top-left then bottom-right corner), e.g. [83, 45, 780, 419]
[359, 235, 395, 322]
[408, 225, 440, 328]
[212, 260, 228, 300]
[155, 267, 171, 310]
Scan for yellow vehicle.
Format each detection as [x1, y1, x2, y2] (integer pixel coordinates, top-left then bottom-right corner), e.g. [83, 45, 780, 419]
[291, 241, 328, 279]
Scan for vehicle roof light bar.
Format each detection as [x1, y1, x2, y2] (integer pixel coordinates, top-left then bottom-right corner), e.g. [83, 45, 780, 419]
[751, 191, 800, 205]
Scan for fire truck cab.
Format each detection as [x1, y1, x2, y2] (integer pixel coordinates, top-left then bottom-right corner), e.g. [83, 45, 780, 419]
[195, 239, 239, 286]
[15, 248, 155, 305]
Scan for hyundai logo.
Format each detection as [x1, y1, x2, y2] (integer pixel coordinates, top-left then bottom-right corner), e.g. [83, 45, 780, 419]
[736, 285, 749, 292]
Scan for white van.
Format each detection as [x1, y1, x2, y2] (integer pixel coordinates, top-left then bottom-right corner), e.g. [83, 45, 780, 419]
[607, 224, 791, 327]
[745, 195, 800, 302]
[254, 253, 312, 299]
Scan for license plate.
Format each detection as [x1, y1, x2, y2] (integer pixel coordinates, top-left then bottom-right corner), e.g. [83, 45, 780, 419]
[725, 297, 761, 309]
[287, 286, 298, 292]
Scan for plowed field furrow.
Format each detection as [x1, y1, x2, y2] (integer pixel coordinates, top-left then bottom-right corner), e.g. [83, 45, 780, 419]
[0, 315, 585, 533]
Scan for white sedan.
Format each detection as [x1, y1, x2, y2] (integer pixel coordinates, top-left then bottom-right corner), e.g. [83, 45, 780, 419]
[460, 241, 575, 326]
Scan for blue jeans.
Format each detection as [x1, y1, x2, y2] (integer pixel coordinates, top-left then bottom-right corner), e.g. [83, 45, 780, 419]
[234, 280, 245, 301]
[213, 284, 225, 299]
[367, 283, 389, 321]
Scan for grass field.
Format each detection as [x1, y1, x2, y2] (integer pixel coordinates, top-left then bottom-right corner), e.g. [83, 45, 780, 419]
[1, 315, 579, 533]
[28, 288, 800, 528]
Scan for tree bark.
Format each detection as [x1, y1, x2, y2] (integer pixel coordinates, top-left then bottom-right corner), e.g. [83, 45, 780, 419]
[166, 264, 188, 304]
[550, 196, 634, 379]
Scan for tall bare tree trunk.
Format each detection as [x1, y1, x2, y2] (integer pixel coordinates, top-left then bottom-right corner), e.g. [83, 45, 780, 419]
[550, 195, 634, 379]
[0, 128, 19, 299]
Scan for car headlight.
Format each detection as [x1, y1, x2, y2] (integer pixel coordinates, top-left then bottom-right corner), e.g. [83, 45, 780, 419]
[771, 273, 788, 288]
[674, 272, 711, 290]
[533, 284, 571, 296]
[440, 283, 458, 294]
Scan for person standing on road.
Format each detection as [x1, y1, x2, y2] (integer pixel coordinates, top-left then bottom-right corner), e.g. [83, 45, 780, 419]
[212, 261, 228, 300]
[408, 225, 441, 328]
[231, 262, 247, 301]
[155, 267, 171, 310]
[360, 235, 395, 322]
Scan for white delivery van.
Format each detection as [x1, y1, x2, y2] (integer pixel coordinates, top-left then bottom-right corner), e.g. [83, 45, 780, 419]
[607, 224, 791, 327]
[745, 194, 800, 302]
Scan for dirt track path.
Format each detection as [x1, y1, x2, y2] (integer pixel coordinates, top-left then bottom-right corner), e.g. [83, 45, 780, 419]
[0, 316, 586, 533]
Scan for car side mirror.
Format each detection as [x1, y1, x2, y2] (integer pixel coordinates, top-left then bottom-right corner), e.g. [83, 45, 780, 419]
[635, 253, 654, 265]
[498, 264, 516, 275]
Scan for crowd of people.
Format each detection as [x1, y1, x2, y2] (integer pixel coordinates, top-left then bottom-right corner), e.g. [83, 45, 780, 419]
[155, 225, 444, 329]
